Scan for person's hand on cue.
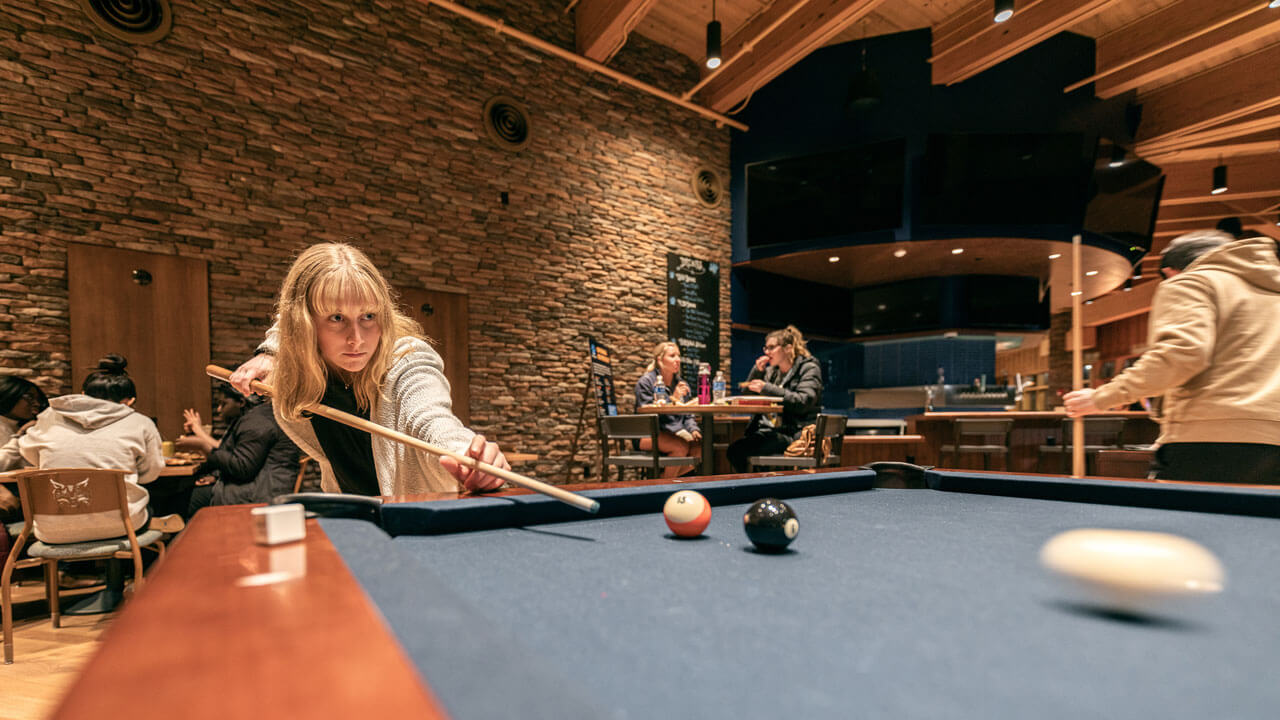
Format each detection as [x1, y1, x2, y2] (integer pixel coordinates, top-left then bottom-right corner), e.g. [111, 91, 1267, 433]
[440, 434, 510, 492]
[229, 353, 275, 397]
[1062, 388, 1100, 417]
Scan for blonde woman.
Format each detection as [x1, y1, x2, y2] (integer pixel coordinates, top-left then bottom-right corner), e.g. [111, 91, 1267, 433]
[633, 341, 700, 478]
[727, 325, 823, 472]
[229, 243, 507, 495]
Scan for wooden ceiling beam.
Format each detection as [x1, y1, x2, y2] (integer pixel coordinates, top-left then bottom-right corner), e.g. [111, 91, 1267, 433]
[574, 0, 661, 62]
[1136, 43, 1280, 148]
[1138, 110, 1280, 156]
[1095, 9, 1280, 98]
[929, 0, 1121, 87]
[697, 0, 887, 114]
[682, 0, 817, 101]
[1145, 134, 1280, 166]
[1065, 0, 1266, 97]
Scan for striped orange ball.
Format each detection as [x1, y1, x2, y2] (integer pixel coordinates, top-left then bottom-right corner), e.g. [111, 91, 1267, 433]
[664, 490, 711, 537]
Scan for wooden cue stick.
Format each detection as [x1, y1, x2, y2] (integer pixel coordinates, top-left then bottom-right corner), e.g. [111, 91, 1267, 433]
[1070, 234, 1085, 479]
[205, 365, 600, 514]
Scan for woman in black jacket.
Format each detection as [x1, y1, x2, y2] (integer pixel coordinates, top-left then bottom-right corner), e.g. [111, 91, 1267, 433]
[180, 388, 301, 517]
[728, 325, 823, 472]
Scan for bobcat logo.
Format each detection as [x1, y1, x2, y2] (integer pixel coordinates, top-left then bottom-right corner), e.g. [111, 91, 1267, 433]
[50, 478, 92, 509]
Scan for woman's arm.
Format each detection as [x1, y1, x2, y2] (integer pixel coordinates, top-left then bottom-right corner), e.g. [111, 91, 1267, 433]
[634, 372, 655, 409]
[135, 422, 165, 485]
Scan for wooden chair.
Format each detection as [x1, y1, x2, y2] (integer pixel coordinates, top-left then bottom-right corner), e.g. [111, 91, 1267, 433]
[939, 418, 1014, 470]
[749, 413, 847, 470]
[599, 415, 699, 481]
[1037, 417, 1127, 474]
[2, 468, 167, 664]
[292, 456, 313, 494]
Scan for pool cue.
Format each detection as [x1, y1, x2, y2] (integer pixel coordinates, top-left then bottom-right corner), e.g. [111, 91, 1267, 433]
[1071, 234, 1085, 479]
[206, 365, 600, 514]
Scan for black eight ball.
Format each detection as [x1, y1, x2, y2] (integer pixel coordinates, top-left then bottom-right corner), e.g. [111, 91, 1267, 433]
[743, 498, 799, 551]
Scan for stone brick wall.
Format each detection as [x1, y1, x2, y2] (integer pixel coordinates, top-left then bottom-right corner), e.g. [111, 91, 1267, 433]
[0, 0, 731, 481]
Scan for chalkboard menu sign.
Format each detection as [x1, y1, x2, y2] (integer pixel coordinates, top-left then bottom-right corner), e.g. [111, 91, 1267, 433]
[666, 253, 720, 379]
[588, 336, 619, 417]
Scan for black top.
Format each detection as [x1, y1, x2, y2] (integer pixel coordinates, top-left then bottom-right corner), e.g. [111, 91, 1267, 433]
[309, 376, 379, 496]
[195, 400, 301, 505]
[746, 354, 823, 439]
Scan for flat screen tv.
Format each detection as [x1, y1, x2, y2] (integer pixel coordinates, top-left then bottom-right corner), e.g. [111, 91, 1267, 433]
[746, 138, 905, 248]
[1083, 141, 1164, 255]
[919, 132, 1094, 226]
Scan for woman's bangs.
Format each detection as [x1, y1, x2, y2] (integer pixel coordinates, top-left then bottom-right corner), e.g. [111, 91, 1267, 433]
[309, 268, 384, 317]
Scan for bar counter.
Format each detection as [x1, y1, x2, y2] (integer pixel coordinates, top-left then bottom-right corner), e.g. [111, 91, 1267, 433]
[906, 411, 1158, 473]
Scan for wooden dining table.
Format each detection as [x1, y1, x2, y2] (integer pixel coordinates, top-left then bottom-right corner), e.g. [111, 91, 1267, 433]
[636, 401, 782, 475]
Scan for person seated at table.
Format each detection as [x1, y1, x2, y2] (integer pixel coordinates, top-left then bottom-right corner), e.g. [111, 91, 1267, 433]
[633, 341, 701, 478]
[227, 242, 508, 496]
[727, 325, 823, 473]
[0, 376, 49, 520]
[178, 385, 302, 517]
[8, 354, 180, 542]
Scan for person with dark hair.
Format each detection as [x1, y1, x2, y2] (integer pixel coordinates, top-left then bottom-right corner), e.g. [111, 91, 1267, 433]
[1065, 229, 1280, 483]
[727, 325, 824, 472]
[179, 386, 301, 516]
[7, 354, 172, 542]
[1215, 216, 1245, 240]
[0, 376, 48, 448]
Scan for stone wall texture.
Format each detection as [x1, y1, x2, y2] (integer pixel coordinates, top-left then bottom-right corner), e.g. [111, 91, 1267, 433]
[0, 0, 731, 481]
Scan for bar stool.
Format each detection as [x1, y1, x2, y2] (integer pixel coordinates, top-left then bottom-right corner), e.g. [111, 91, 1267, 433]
[939, 418, 1014, 470]
[1037, 417, 1127, 474]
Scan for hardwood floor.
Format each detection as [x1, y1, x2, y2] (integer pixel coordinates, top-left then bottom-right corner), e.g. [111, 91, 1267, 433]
[2, 578, 113, 720]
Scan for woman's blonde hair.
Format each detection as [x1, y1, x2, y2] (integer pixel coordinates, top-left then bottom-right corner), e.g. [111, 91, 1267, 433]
[645, 340, 680, 374]
[767, 325, 810, 360]
[273, 243, 423, 421]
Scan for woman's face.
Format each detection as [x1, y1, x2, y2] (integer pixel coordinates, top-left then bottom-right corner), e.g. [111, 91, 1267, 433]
[6, 391, 36, 421]
[314, 300, 382, 374]
[762, 338, 785, 365]
[657, 346, 681, 376]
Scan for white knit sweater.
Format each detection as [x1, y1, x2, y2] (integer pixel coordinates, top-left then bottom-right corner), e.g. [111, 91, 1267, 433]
[271, 337, 475, 496]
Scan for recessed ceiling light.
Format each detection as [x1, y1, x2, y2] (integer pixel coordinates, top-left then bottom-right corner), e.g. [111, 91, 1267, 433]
[1070, 291, 1083, 296]
[1271, 0, 1280, 10]
[893, 248, 907, 258]
[1048, 253, 1061, 260]
[877, 304, 887, 311]
[1085, 299, 1094, 305]
[1085, 270, 1099, 276]
[951, 248, 964, 255]
[828, 256, 840, 263]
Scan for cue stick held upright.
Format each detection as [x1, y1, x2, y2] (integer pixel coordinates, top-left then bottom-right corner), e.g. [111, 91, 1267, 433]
[1070, 234, 1085, 479]
[205, 365, 600, 513]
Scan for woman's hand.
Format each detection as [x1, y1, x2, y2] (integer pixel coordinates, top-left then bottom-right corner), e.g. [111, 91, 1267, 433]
[1063, 389, 1100, 417]
[441, 434, 510, 492]
[690, 429, 702, 443]
[754, 355, 770, 372]
[747, 379, 766, 393]
[229, 353, 274, 396]
[182, 409, 202, 434]
[672, 381, 691, 402]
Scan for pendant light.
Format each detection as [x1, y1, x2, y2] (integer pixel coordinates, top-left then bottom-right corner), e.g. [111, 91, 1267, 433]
[705, 0, 722, 70]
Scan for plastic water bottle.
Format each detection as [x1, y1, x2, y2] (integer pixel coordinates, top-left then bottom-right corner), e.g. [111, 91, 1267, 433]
[712, 371, 726, 403]
[653, 375, 669, 405]
[697, 363, 712, 405]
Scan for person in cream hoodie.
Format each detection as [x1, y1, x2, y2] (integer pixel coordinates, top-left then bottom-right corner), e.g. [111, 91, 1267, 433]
[8, 354, 164, 543]
[1065, 230, 1280, 484]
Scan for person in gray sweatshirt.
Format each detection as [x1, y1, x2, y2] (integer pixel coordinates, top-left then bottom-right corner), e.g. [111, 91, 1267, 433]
[2, 354, 165, 543]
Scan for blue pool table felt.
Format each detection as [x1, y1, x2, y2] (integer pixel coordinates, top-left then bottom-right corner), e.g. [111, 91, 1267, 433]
[323, 475, 1280, 720]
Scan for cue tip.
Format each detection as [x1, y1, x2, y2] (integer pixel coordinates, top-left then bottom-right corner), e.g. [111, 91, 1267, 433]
[587, 500, 600, 514]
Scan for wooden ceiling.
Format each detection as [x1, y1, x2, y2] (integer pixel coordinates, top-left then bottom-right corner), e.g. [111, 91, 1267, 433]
[571, 0, 1280, 289]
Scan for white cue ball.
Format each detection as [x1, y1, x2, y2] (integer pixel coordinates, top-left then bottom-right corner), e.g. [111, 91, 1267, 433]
[1039, 528, 1225, 612]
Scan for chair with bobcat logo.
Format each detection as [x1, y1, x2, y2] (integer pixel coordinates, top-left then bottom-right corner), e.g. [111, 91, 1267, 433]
[2, 468, 167, 664]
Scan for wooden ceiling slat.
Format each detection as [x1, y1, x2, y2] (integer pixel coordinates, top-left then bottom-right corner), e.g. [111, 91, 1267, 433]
[1090, 7, 1280, 98]
[1160, 155, 1280, 206]
[1070, 0, 1263, 95]
[1147, 136, 1280, 166]
[1138, 110, 1280, 156]
[575, 0, 663, 61]
[1136, 42, 1280, 147]
[697, 0, 888, 113]
[929, 0, 1121, 87]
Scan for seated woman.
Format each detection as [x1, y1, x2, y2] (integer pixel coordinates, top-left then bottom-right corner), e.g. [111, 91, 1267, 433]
[634, 341, 701, 478]
[179, 385, 301, 517]
[11, 354, 170, 543]
[727, 326, 823, 473]
[0, 376, 49, 519]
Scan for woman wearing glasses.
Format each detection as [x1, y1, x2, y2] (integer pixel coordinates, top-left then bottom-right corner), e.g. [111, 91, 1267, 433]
[727, 325, 823, 472]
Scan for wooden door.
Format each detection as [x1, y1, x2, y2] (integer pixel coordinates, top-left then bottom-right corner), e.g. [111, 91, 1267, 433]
[395, 286, 470, 424]
[68, 244, 210, 440]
